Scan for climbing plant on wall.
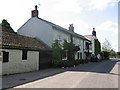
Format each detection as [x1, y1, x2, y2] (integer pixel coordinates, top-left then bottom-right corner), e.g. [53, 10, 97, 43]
[63, 40, 76, 61]
[52, 40, 62, 66]
[94, 39, 101, 55]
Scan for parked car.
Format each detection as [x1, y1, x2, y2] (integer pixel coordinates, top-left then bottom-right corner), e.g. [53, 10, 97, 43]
[91, 55, 99, 62]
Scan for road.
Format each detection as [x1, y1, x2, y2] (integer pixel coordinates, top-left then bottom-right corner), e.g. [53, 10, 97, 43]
[13, 59, 119, 88]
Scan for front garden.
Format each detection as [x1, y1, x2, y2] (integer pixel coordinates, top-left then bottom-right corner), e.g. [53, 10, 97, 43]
[52, 40, 89, 68]
[51, 39, 110, 68]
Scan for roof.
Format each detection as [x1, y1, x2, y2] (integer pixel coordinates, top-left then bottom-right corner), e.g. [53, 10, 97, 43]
[84, 35, 98, 41]
[38, 18, 90, 41]
[0, 26, 49, 51]
[84, 35, 93, 41]
[17, 17, 90, 42]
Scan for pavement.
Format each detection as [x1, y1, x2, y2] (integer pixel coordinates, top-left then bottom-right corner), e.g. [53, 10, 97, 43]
[2, 59, 120, 89]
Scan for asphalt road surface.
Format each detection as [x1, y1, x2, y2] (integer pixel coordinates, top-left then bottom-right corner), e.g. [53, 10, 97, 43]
[14, 59, 119, 88]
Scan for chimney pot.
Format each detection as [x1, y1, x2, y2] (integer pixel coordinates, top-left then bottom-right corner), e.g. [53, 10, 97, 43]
[35, 5, 37, 10]
[31, 5, 39, 18]
[69, 24, 74, 32]
[92, 27, 96, 36]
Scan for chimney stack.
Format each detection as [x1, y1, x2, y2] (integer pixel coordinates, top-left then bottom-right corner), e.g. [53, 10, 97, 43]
[69, 24, 74, 32]
[31, 5, 39, 18]
[92, 27, 96, 36]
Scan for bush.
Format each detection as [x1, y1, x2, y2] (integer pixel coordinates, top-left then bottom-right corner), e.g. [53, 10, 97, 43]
[63, 61, 74, 67]
[101, 50, 110, 60]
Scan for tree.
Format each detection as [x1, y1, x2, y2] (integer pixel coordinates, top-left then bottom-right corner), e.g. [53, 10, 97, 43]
[1, 19, 15, 33]
[101, 39, 112, 59]
[110, 49, 116, 58]
[63, 40, 76, 61]
[52, 40, 62, 67]
[102, 39, 111, 51]
[117, 52, 120, 58]
[94, 39, 101, 55]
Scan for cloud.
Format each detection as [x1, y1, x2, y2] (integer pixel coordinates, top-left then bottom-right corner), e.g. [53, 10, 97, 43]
[72, 20, 93, 35]
[97, 21, 118, 34]
[96, 21, 118, 51]
[89, 0, 117, 11]
[54, 0, 83, 13]
[40, 0, 83, 14]
[70, 20, 118, 51]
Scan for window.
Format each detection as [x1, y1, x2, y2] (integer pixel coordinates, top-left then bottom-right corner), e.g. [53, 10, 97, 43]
[80, 53, 82, 60]
[3, 51, 9, 63]
[22, 50, 27, 60]
[75, 52, 78, 60]
[77, 52, 80, 60]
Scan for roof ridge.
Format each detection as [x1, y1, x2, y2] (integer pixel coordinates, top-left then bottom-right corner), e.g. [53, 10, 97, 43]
[37, 17, 87, 40]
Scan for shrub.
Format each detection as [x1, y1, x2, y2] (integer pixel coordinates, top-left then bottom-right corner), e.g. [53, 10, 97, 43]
[52, 40, 62, 67]
[101, 50, 110, 60]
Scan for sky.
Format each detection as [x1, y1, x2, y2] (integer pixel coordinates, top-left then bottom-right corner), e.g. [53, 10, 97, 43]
[0, 0, 119, 51]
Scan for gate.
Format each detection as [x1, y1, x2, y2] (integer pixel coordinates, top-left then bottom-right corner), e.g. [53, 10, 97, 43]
[39, 50, 52, 70]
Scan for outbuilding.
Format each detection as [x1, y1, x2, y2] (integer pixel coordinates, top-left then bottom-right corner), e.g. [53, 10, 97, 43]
[0, 25, 52, 75]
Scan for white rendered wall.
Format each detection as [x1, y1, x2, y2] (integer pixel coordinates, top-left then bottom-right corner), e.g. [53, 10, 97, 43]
[52, 29, 85, 59]
[52, 28, 71, 44]
[82, 40, 85, 59]
[73, 37, 84, 59]
[73, 37, 82, 46]
[18, 17, 53, 47]
[0, 25, 2, 76]
[2, 49, 39, 75]
[91, 39, 95, 54]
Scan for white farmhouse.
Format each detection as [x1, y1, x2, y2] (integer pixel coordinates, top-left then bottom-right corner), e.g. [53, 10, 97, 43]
[85, 28, 101, 56]
[18, 6, 91, 60]
[0, 24, 51, 75]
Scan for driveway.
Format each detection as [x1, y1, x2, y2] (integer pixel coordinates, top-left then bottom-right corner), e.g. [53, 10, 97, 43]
[2, 59, 120, 89]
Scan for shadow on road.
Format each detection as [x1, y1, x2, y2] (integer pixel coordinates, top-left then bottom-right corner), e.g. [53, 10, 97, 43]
[2, 59, 119, 89]
[69, 59, 119, 75]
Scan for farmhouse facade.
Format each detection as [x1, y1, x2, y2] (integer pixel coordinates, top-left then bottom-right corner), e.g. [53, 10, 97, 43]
[18, 6, 91, 60]
[85, 28, 101, 55]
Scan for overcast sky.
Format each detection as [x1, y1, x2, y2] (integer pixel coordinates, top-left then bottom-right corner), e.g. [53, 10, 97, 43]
[0, 0, 119, 51]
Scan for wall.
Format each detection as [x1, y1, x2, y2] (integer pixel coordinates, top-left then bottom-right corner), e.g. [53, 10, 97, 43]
[52, 28, 71, 44]
[0, 50, 2, 76]
[0, 26, 2, 76]
[73, 36, 82, 46]
[2, 49, 39, 75]
[73, 36, 85, 59]
[52, 28, 86, 59]
[18, 17, 53, 47]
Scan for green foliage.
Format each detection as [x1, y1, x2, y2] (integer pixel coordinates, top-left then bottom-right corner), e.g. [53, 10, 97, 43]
[52, 39, 89, 67]
[101, 49, 110, 59]
[52, 39, 81, 67]
[63, 40, 76, 61]
[94, 39, 101, 55]
[101, 49, 109, 52]
[109, 49, 117, 58]
[52, 40, 62, 66]
[1, 19, 16, 33]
